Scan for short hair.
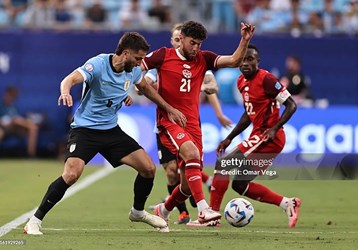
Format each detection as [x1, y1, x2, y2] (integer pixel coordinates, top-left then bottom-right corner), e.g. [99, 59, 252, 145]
[171, 23, 183, 34]
[248, 44, 259, 55]
[181, 20, 207, 40]
[115, 32, 150, 55]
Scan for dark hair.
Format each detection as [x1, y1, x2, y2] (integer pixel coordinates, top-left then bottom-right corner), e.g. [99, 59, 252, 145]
[115, 32, 150, 55]
[288, 55, 301, 64]
[248, 44, 259, 55]
[181, 20, 207, 40]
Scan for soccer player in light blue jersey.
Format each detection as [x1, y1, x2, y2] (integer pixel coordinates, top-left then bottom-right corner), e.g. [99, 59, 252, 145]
[24, 32, 186, 235]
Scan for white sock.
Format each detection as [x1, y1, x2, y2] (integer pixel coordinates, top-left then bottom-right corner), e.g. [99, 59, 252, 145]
[279, 197, 290, 210]
[131, 207, 144, 217]
[29, 216, 42, 224]
[206, 176, 213, 187]
[197, 199, 209, 213]
[161, 205, 170, 217]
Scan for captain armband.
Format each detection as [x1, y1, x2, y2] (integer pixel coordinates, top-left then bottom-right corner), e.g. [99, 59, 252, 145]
[275, 89, 291, 104]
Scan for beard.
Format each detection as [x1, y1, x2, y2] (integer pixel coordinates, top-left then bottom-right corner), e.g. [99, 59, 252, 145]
[124, 60, 133, 72]
[182, 48, 196, 61]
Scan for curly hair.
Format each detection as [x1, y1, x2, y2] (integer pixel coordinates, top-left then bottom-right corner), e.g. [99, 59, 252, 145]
[181, 20, 207, 40]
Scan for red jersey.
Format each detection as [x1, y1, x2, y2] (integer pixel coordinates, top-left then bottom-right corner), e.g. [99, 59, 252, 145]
[237, 69, 290, 136]
[142, 47, 219, 129]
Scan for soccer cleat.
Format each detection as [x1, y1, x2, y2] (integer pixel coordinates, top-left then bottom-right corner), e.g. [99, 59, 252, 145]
[285, 197, 301, 228]
[176, 211, 190, 224]
[186, 219, 221, 227]
[24, 220, 43, 235]
[129, 209, 167, 229]
[198, 208, 221, 224]
[153, 203, 170, 232]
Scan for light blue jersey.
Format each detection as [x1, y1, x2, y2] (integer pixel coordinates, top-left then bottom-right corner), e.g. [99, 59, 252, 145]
[72, 53, 142, 130]
[145, 68, 157, 83]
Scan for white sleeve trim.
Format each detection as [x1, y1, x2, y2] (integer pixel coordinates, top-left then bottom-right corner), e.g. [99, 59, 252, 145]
[77, 67, 87, 82]
[134, 74, 143, 85]
[275, 89, 291, 104]
[145, 72, 157, 83]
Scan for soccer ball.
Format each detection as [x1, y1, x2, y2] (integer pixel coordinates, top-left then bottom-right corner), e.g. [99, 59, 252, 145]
[224, 198, 254, 227]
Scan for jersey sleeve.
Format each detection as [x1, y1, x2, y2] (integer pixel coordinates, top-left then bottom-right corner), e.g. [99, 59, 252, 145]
[77, 56, 102, 85]
[202, 50, 220, 71]
[142, 47, 166, 71]
[145, 68, 158, 83]
[263, 73, 291, 104]
[133, 66, 143, 85]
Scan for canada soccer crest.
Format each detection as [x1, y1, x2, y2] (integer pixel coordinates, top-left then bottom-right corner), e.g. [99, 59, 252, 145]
[177, 133, 185, 139]
[182, 69, 192, 79]
[244, 92, 250, 102]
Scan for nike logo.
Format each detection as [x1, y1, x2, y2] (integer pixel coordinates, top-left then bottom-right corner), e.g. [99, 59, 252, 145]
[188, 175, 201, 182]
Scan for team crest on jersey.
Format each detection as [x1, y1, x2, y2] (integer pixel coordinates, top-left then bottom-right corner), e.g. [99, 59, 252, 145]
[244, 86, 249, 91]
[69, 143, 76, 153]
[84, 63, 93, 72]
[183, 64, 191, 69]
[244, 92, 250, 102]
[182, 69, 192, 78]
[124, 80, 130, 90]
[177, 133, 185, 139]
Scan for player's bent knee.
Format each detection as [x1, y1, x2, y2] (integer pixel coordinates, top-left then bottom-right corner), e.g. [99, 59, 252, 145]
[231, 180, 249, 195]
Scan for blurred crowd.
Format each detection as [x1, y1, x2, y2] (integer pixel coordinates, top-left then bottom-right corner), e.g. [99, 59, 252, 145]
[0, 0, 357, 36]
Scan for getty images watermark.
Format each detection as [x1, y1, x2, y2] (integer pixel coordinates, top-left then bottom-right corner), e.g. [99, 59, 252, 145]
[218, 156, 277, 179]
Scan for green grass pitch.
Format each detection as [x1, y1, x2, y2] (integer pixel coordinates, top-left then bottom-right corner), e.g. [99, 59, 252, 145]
[0, 159, 357, 250]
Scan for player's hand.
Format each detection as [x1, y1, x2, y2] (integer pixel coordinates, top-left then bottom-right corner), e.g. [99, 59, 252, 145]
[217, 114, 233, 129]
[168, 108, 187, 128]
[216, 138, 232, 156]
[58, 93, 73, 107]
[262, 127, 278, 141]
[240, 22, 255, 42]
[201, 82, 218, 94]
[124, 95, 134, 106]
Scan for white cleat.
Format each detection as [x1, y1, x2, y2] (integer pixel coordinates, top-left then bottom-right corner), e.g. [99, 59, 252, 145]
[129, 210, 167, 229]
[24, 221, 43, 235]
[154, 203, 170, 233]
[286, 197, 301, 228]
[186, 219, 221, 227]
[198, 208, 221, 224]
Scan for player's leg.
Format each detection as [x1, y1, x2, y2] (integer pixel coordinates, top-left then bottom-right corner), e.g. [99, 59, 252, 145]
[112, 128, 166, 229]
[158, 134, 190, 223]
[231, 133, 301, 227]
[24, 128, 96, 235]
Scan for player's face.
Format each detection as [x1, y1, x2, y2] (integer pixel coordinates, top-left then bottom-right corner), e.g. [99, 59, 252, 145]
[180, 35, 203, 61]
[240, 48, 259, 78]
[124, 49, 147, 72]
[170, 29, 181, 49]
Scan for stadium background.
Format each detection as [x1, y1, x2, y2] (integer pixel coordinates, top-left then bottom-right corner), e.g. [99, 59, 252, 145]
[0, 0, 357, 164]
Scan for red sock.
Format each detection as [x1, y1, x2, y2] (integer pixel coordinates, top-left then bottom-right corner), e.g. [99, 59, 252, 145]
[164, 185, 190, 211]
[209, 174, 229, 211]
[244, 182, 283, 206]
[185, 159, 205, 204]
[201, 171, 209, 183]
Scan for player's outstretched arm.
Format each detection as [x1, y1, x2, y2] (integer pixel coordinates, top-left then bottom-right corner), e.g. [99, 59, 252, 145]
[216, 23, 255, 68]
[58, 70, 84, 107]
[136, 77, 187, 127]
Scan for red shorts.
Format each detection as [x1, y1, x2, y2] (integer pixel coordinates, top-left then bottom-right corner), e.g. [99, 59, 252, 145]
[237, 129, 285, 170]
[158, 121, 203, 169]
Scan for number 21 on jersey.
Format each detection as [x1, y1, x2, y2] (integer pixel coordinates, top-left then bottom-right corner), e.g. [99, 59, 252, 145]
[180, 78, 191, 92]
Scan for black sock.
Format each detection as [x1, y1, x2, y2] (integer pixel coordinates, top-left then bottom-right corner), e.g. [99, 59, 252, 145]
[133, 174, 153, 211]
[34, 176, 70, 220]
[167, 182, 189, 214]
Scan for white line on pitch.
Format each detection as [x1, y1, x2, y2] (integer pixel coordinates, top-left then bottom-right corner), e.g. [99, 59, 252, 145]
[0, 166, 116, 238]
[10, 227, 358, 234]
